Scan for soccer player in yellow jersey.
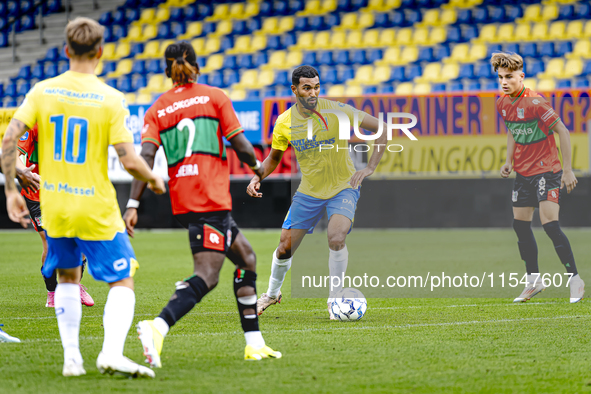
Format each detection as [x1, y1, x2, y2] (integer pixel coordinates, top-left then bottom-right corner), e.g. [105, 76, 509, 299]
[247, 66, 387, 318]
[2, 17, 165, 378]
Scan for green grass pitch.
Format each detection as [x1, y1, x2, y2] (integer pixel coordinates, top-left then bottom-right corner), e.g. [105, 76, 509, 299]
[1, 229, 591, 394]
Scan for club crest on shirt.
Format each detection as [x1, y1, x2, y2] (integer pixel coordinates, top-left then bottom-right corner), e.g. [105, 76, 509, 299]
[517, 108, 525, 119]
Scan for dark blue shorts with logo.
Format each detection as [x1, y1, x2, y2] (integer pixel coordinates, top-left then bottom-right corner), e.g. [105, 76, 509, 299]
[512, 170, 562, 207]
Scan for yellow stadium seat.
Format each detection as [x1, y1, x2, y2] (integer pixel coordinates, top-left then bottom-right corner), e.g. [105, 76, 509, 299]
[101, 43, 116, 61]
[260, 17, 279, 35]
[537, 79, 556, 92]
[345, 85, 362, 96]
[497, 24, 514, 42]
[337, 13, 357, 30]
[563, 59, 583, 78]
[567, 40, 591, 59]
[200, 54, 223, 73]
[257, 70, 275, 87]
[566, 21, 583, 39]
[234, 70, 259, 89]
[363, 0, 384, 11]
[357, 13, 374, 29]
[209, 4, 229, 21]
[439, 9, 456, 25]
[143, 75, 164, 93]
[141, 24, 158, 41]
[428, 27, 447, 45]
[191, 38, 205, 54]
[262, 51, 286, 69]
[178, 22, 202, 40]
[415, 63, 441, 83]
[523, 78, 536, 90]
[375, 47, 400, 66]
[412, 27, 429, 46]
[413, 83, 431, 95]
[228, 36, 251, 54]
[138, 9, 156, 25]
[420, 10, 439, 27]
[136, 93, 153, 105]
[518, 4, 541, 23]
[155, 7, 170, 24]
[314, 31, 331, 49]
[229, 89, 246, 101]
[113, 42, 131, 60]
[439, 64, 459, 82]
[538, 58, 564, 79]
[203, 37, 221, 55]
[445, 43, 469, 63]
[541, 4, 558, 21]
[362, 29, 380, 47]
[123, 25, 142, 42]
[95, 62, 103, 76]
[467, 43, 486, 62]
[157, 40, 174, 58]
[251, 36, 267, 52]
[398, 46, 418, 65]
[348, 30, 363, 47]
[373, 65, 391, 83]
[383, 0, 402, 10]
[548, 21, 566, 40]
[228, 3, 244, 19]
[244, 2, 259, 19]
[327, 85, 345, 97]
[292, 32, 314, 49]
[395, 82, 413, 95]
[531, 23, 548, 41]
[136, 41, 159, 59]
[328, 31, 346, 49]
[475, 24, 496, 43]
[377, 29, 395, 47]
[351, 65, 374, 85]
[212, 20, 233, 37]
[362, 0, 401, 12]
[285, 51, 303, 68]
[396, 28, 412, 46]
[299, 0, 321, 15]
[277, 16, 295, 34]
[124, 93, 136, 105]
[514, 24, 532, 42]
[107, 59, 133, 78]
[584, 21, 591, 39]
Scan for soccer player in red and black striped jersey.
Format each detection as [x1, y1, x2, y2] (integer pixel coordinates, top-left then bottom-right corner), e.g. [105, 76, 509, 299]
[124, 41, 281, 366]
[493, 52, 584, 303]
[17, 125, 94, 308]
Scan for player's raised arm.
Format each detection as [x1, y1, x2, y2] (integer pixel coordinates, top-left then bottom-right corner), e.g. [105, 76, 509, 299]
[246, 147, 284, 198]
[551, 121, 578, 193]
[2, 118, 31, 227]
[501, 132, 516, 178]
[349, 115, 389, 188]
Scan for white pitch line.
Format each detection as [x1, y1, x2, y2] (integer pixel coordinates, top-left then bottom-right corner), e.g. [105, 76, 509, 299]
[2, 300, 575, 321]
[17, 314, 591, 344]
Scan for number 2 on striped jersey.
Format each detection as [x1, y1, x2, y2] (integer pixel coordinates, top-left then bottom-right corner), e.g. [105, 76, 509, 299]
[177, 118, 195, 158]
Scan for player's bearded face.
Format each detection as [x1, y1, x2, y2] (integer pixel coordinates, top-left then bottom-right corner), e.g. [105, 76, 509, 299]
[295, 77, 320, 110]
[497, 68, 524, 96]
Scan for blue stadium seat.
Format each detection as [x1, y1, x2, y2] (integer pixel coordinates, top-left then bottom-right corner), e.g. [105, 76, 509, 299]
[324, 14, 340, 29]
[447, 81, 463, 92]
[131, 60, 146, 75]
[446, 26, 461, 44]
[574, 78, 589, 88]
[100, 62, 116, 77]
[123, 0, 139, 7]
[537, 42, 555, 57]
[581, 60, 591, 76]
[273, 1, 288, 16]
[339, 66, 355, 83]
[222, 55, 238, 70]
[289, 0, 305, 14]
[99, 11, 113, 26]
[322, 68, 338, 84]
[0, 17, 8, 32]
[350, 50, 368, 65]
[351, 0, 369, 11]
[248, 18, 261, 34]
[202, 22, 216, 35]
[417, 47, 434, 63]
[474, 63, 493, 79]
[5, 98, 18, 107]
[156, 23, 173, 39]
[275, 70, 289, 85]
[556, 79, 571, 89]
[0, 32, 8, 48]
[281, 32, 296, 48]
[405, 9, 421, 25]
[461, 25, 478, 42]
[434, 45, 450, 61]
[254, 52, 267, 68]
[44, 0, 62, 15]
[103, 26, 114, 43]
[367, 49, 383, 63]
[380, 84, 394, 94]
[16, 65, 31, 81]
[520, 43, 536, 58]
[233, 20, 248, 36]
[112, 25, 127, 42]
[373, 13, 389, 28]
[183, 5, 199, 21]
[7, 1, 19, 17]
[336, 0, 352, 12]
[208, 71, 222, 87]
[471, 8, 487, 24]
[317, 51, 333, 66]
[224, 70, 239, 86]
[456, 9, 472, 24]
[363, 86, 377, 95]
[465, 82, 481, 91]
[295, 17, 310, 32]
[457, 64, 475, 80]
[17, 82, 31, 96]
[0, 2, 6, 16]
[488, 6, 506, 23]
[146, 59, 163, 74]
[105, 79, 117, 90]
[525, 58, 544, 75]
[267, 35, 281, 51]
[238, 54, 254, 69]
[246, 90, 260, 100]
[504, 43, 519, 54]
[263, 89, 276, 98]
[482, 80, 498, 91]
[126, 9, 140, 23]
[390, 11, 405, 27]
[21, 0, 34, 14]
[259, 1, 272, 17]
[169, 7, 184, 22]
[303, 52, 316, 66]
[129, 43, 144, 58]
[555, 42, 573, 58]
[334, 50, 350, 65]
[112, 10, 126, 25]
[405, 64, 422, 81]
[558, 4, 575, 20]
[198, 74, 207, 85]
[5, 82, 16, 97]
[276, 86, 292, 97]
[19, 15, 35, 32]
[486, 44, 503, 58]
[132, 76, 147, 91]
[172, 22, 185, 37]
[432, 83, 446, 92]
[575, 2, 591, 19]
[220, 36, 233, 52]
[45, 64, 58, 78]
[505, 5, 523, 20]
[32, 64, 44, 80]
[390, 66, 405, 82]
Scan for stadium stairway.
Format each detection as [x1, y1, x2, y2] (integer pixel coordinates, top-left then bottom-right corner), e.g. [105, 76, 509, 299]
[0, 0, 125, 84]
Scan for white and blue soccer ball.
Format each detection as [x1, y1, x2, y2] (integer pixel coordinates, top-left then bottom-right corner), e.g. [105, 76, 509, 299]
[330, 288, 367, 321]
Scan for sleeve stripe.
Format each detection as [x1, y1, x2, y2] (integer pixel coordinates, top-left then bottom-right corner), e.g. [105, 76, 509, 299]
[549, 118, 560, 129]
[142, 137, 160, 146]
[225, 127, 244, 140]
[17, 147, 27, 155]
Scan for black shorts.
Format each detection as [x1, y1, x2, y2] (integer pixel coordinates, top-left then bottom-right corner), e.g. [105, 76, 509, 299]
[512, 170, 562, 207]
[175, 211, 239, 255]
[24, 196, 43, 232]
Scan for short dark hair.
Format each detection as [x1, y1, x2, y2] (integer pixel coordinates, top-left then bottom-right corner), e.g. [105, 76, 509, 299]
[164, 41, 199, 84]
[292, 65, 319, 86]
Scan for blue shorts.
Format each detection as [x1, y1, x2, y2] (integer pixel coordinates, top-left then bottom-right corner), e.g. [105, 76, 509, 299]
[282, 188, 360, 234]
[43, 231, 137, 283]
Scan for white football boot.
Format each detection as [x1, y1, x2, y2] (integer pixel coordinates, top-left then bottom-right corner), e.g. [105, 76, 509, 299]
[97, 351, 155, 378]
[62, 359, 86, 377]
[0, 324, 20, 343]
[569, 274, 585, 304]
[514, 275, 545, 303]
[256, 291, 282, 316]
[327, 298, 336, 320]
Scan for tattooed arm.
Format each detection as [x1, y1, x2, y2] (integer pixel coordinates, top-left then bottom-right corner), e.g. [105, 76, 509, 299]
[2, 119, 31, 227]
[113, 142, 165, 193]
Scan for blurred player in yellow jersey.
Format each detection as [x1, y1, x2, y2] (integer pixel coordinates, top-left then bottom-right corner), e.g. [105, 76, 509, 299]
[247, 66, 387, 318]
[2, 17, 165, 378]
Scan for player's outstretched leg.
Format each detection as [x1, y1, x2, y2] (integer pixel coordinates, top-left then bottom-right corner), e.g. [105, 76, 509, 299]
[98, 279, 154, 378]
[0, 324, 21, 343]
[327, 214, 351, 319]
[512, 219, 545, 302]
[257, 248, 288, 315]
[542, 221, 585, 303]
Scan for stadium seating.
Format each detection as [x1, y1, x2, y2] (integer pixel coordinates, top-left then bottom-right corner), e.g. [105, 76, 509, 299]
[2, 0, 591, 106]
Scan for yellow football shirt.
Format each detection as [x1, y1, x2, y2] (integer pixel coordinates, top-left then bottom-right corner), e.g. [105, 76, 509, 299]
[272, 98, 365, 199]
[13, 70, 133, 240]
